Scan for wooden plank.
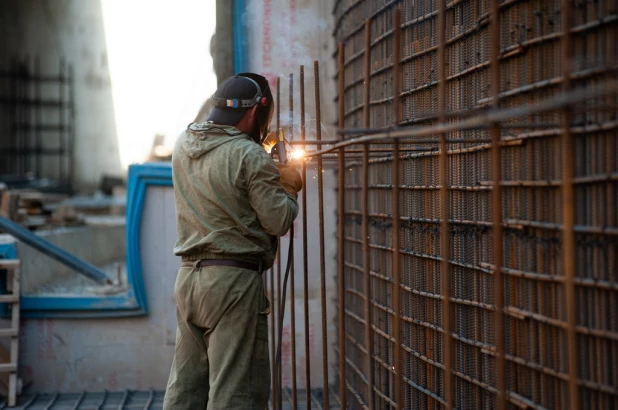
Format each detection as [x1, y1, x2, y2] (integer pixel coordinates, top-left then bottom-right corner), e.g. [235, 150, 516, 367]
[0, 191, 19, 221]
[10, 294, 19, 376]
[0, 296, 18, 304]
[0, 329, 18, 338]
[10, 268, 19, 299]
[7, 373, 16, 407]
[0, 344, 10, 396]
[0, 363, 17, 372]
[0, 260, 20, 269]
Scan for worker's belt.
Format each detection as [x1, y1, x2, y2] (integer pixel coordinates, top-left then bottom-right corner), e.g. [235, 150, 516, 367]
[181, 258, 262, 273]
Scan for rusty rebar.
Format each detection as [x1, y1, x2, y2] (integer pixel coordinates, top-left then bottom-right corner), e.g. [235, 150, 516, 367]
[304, 78, 618, 158]
[289, 72, 298, 410]
[561, 0, 579, 408]
[363, 19, 371, 130]
[332, 1, 618, 408]
[391, 7, 403, 410]
[490, 0, 506, 409]
[314, 60, 330, 409]
[300, 64, 311, 410]
[337, 42, 347, 410]
[270, 266, 277, 409]
[276, 75, 283, 410]
[362, 17, 375, 410]
[276, 76, 281, 132]
[361, 141, 373, 410]
[263, 272, 272, 410]
[437, 0, 453, 408]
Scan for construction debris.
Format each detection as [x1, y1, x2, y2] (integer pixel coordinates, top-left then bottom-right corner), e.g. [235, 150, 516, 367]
[0, 182, 126, 232]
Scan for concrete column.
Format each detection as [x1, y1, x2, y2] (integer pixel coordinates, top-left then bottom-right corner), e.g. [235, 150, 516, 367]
[211, 0, 235, 84]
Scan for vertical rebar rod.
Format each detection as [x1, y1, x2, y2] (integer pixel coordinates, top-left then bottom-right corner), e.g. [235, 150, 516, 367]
[34, 57, 41, 178]
[275, 76, 283, 408]
[561, 0, 579, 408]
[437, 0, 453, 408]
[8, 58, 15, 175]
[20, 56, 28, 177]
[67, 64, 75, 192]
[362, 17, 375, 410]
[490, 1, 506, 409]
[300, 64, 311, 410]
[289, 72, 298, 410]
[265, 269, 273, 410]
[59, 59, 65, 182]
[337, 42, 347, 410]
[314, 60, 330, 409]
[363, 19, 372, 129]
[277, 75, 281, 132]
[270, 266, 278, 410]
[391, 8, 403, 410]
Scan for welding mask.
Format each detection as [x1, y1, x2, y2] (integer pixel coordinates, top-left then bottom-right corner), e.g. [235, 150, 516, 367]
[208, 73, 273, 144]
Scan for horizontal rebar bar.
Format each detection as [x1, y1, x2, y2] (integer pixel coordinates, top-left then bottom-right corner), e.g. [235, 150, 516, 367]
[307, 79, 618, 157]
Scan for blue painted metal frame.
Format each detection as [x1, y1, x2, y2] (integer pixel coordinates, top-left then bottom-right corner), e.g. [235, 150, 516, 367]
[233, 0, 247, 74]
[0, 215, 110, 284]
[0, 242, 16, 260]
[124, 162, 173, 315]
[0, 163, 173, 318]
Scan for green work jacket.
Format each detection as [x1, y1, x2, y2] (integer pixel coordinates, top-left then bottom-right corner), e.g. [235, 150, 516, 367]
[172, 123, 298, 270]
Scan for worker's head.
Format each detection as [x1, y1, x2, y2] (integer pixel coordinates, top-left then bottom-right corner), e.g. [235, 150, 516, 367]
[207, 74, 273, 144]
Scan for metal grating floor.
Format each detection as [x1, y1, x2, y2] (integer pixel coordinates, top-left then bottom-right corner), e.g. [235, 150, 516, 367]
[0, 389, 338, 410]
[277, 389, 341, 410]
[0, 391, 164, 410]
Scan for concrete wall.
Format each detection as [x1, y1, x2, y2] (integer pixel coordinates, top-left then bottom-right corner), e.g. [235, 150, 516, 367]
[243, 0, 339, 390]
[0, 0, 122, 192]
[19, 186, 178, 392]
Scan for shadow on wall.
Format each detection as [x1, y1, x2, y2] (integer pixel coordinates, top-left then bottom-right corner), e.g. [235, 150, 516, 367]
[0, 0, 122, 192]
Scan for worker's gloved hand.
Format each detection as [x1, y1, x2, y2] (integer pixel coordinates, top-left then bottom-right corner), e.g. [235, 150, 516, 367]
[278, 164, 303, 197]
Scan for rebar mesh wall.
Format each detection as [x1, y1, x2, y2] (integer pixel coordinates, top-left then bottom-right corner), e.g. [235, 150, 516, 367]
[333, 1, 617, 409]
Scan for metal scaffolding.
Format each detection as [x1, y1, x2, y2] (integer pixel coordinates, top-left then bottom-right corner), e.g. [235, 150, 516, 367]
[0, 58, 75, 192]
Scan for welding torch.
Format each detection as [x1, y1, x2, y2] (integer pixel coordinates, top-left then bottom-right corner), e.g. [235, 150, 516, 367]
[264, 128, 289, 165]
[263, 128, 307, 165]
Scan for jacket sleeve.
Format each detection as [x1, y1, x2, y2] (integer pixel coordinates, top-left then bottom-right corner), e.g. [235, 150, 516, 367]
[242, 145, 299, 237]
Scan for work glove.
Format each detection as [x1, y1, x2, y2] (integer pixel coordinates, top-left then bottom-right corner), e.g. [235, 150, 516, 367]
[278, 164, 303, 197]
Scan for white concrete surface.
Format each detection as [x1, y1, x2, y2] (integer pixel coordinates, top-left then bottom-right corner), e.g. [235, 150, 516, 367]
[18, 185, 179, 392]
[0, 0, 122, 191]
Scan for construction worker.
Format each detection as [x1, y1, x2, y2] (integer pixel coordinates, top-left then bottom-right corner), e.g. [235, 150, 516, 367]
[163, 74, 302, 409]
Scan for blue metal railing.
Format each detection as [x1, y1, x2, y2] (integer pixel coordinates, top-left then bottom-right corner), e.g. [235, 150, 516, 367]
[0, 215, 112, 285]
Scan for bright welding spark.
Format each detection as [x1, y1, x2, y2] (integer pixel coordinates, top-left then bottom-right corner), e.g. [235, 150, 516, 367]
[290, 148, 306, 160]
[262, 141, 275, 154]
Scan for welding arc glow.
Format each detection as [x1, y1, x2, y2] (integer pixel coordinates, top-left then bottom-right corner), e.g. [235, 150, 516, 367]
[290, 148, 306, 160]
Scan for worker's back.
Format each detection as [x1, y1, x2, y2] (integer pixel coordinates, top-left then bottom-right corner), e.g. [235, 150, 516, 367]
[171, 122, 298, 270]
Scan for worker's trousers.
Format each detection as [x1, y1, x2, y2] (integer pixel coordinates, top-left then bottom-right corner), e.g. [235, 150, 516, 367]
[163, 264, 270, 410]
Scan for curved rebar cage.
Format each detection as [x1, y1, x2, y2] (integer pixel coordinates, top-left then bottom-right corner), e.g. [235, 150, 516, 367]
[268, 1, 617, 409]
